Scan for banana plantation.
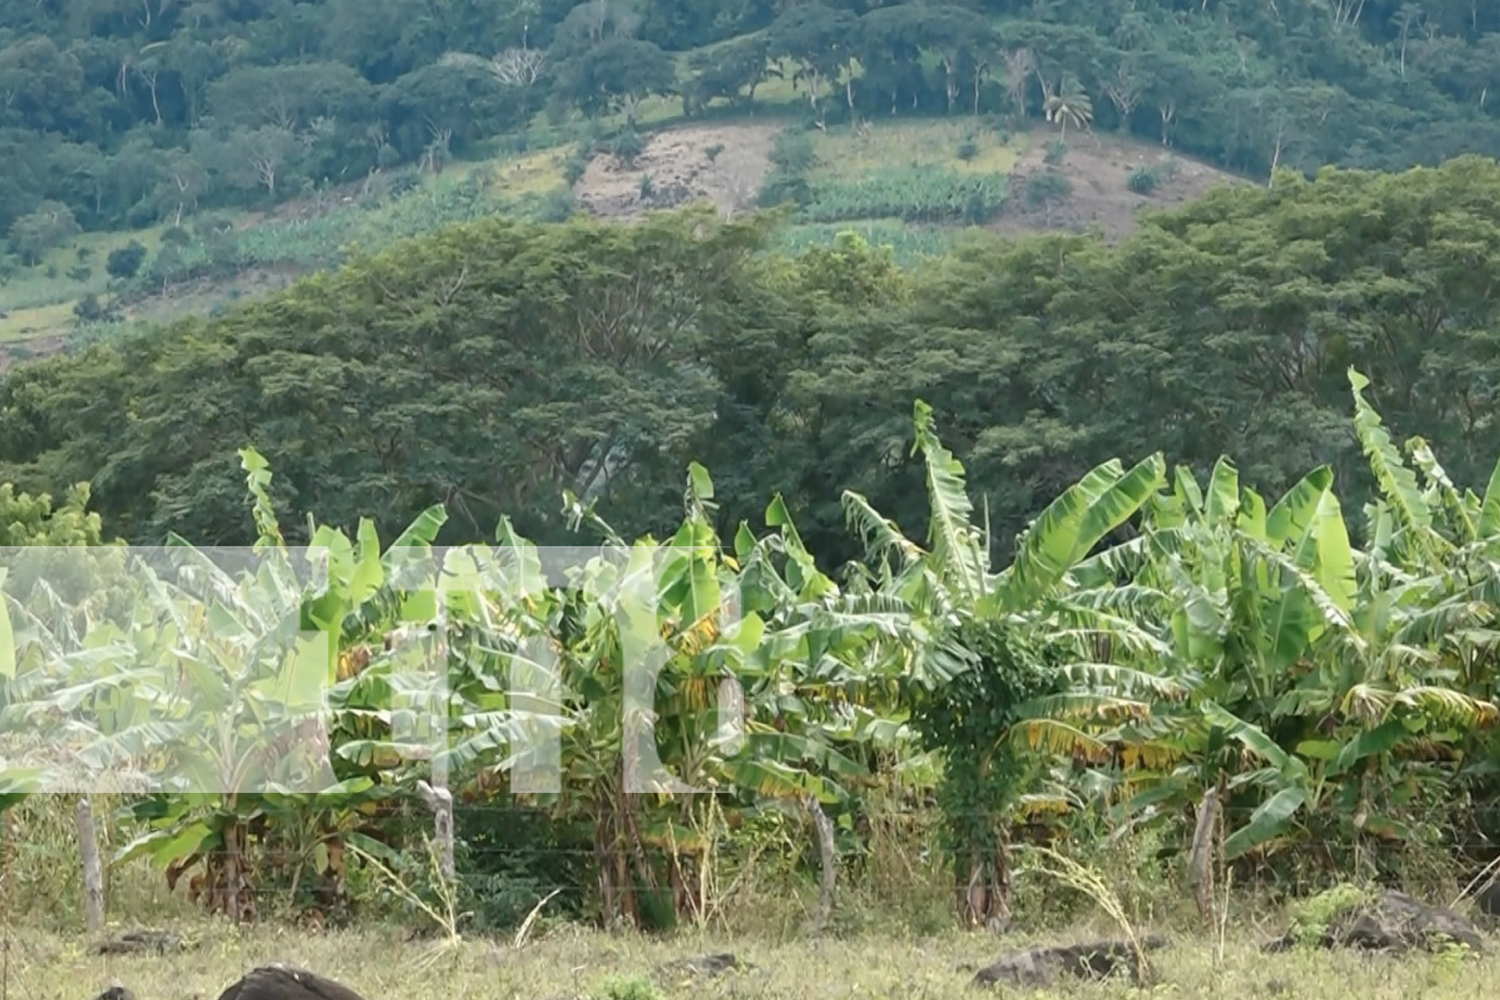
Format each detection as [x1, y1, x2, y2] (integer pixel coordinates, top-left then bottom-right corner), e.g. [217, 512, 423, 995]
[1, 368, 1498, 932]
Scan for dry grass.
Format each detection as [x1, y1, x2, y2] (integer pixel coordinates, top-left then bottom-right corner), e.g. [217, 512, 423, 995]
[453, 148, 572, 198]
[0, 302, 77, 342]
[7, 916, 1492, 1000]
[0, 798, 1491, 1000]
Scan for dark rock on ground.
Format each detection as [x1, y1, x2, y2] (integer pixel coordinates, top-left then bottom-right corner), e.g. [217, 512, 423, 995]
[94, 931, 190, 956]
[213, 966, 371, 1000]
[969, 934, 1171, 989]
[655, 952, 750, 978]
[1262, 889, 1484, 955]
[90, 986, 137, 1000]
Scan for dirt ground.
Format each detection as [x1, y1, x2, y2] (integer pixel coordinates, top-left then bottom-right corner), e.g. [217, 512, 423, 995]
[572, 120, 1246, 240]
[0, 333, 67, 372]
[574, 122, 781, 220]
[992, 124, 1248, 241]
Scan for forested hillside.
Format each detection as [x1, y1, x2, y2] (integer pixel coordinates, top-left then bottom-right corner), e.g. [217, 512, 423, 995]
[5, 156, 1500, 572]
[3, 0, 1500, 261]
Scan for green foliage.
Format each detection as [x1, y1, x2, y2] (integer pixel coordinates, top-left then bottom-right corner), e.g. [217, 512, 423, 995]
[1025, 172, 1073, 209]
[8, 202, 79, 266]
[609, 129, 647, 165]
[957, 137, 980, 162]
[774, 221, 957, 262]
[796, 168, 1008, 225]
[113, 167, 557, 307]
[563, 148, 592, 187]
[1126, 166, 1160, 194]
[0, 482, 110, 545]
[71, 292, 104, 323]
[0, 0, 1495, 275]
[910, 618, 1064, 879]
[1043, 140, 1068, 166]
[771, 131, 818, 175]
[590, 975, 661, 1000]
[1289, 883, 1372, 944]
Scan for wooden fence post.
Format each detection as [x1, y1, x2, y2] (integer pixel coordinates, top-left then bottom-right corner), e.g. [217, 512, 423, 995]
[416, 780, 454, 881]
[77, 798, 105, 934]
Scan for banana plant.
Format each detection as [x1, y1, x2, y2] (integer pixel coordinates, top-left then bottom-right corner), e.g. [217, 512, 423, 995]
[839, 398, 1170, 926]
[1050, 372, 1499, 865]
[112, 448, 425, 921]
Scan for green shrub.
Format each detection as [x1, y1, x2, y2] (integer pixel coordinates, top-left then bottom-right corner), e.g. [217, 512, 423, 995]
[1026, 171, 1073, 209]
[758, 171, 812, 208]
[563, 148, 590, 186]
[609, 129, 645, 165]
[592, 976, 660, 1000]
[1289, 883, 1371, 945]
[73, 292, 103, 321]
[533, 188, 577, 222]
[1044, 139, 1068, 165]
[1127, 165, 1160, 194]
[770, 130, 817, 173]
[106, 241, 147, 280]
[957, 137, 979, 161]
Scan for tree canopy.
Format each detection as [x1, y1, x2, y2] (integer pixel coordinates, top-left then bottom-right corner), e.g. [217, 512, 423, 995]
[6, 156, 1500, 572]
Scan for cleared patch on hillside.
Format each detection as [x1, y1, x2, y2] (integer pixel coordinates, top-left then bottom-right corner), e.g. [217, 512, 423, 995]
[120, 263, 307, 325]
[0, 118, 1251, 373]
[574, 122, 780, 220]
[0, 331, 67, 372]
[466, 146, 571, 197]
[808, 119, 1021, 178]
[0, 301, 75, 343]
[993, 125, 1247, 241]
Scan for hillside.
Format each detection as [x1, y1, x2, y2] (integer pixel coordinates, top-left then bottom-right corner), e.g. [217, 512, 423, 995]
[0, 114, 1243, 369]
[0, 0, 1497, 365]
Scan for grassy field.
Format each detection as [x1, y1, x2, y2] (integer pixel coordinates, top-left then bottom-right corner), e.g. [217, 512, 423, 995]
[807, 119, 1021, 178]
[0, 794, 1491, 1000]
[15, 914, 1495, 1000]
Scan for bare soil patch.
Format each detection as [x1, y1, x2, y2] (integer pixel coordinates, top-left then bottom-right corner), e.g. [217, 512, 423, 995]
[574, 122, 781, 220]
[121, 264, 307, 324]
[0, 333, 67, 371]
[993, 124, 1249, 241]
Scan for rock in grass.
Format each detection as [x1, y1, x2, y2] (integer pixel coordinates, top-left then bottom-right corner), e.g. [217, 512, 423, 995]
[969, 934, 1171, 989]
[213, 965, 372, 1000]
[1261, 887, 1484, 956]
[93, 930, 189, 956]
[655, 952, 750, 978]
[90, 986, 137, 1000]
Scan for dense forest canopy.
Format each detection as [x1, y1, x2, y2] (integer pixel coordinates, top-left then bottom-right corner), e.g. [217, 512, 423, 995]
[4, 0, 1500, 264]
[5, 154, 1500, 571]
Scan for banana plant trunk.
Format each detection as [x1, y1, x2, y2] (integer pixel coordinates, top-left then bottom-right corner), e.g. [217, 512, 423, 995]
[958, 833, 1012, 930]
